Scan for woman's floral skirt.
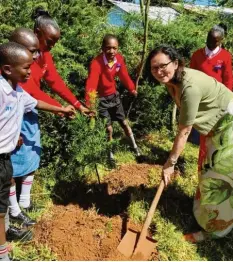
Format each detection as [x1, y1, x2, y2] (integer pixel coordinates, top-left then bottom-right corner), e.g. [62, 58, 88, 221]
[194, 114, 233, 238]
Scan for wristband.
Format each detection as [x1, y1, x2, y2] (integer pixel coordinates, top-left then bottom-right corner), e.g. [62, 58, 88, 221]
[167, 157, 177, 166]
[73, 100, 82, 109]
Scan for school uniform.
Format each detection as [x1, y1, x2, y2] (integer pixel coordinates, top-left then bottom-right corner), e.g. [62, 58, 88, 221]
[189, 46, 233, 145]
[190, 46, 233, 90]
[85, 53, 135, 126]
[11, 50, 81, 178]
[0, 76, 37, 214]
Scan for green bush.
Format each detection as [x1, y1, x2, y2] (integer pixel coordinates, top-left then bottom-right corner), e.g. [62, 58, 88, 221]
[1, 0, 233, 179]
[40, 112, 111, 181]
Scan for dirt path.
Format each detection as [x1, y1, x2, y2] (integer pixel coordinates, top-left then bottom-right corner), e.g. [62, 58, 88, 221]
[34, 164, 160, 261]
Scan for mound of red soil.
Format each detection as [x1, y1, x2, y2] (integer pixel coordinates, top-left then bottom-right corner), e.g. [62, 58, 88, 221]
[105, 163, 158, 194]
[34, 163, 159, 261]
[35, 205, 145, 261]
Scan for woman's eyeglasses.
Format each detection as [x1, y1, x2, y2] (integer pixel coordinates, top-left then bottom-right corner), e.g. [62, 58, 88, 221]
[151, 61, 172, 72]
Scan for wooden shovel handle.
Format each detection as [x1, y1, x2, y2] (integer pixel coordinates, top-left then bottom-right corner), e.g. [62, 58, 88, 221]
[134, 180, 165, 252]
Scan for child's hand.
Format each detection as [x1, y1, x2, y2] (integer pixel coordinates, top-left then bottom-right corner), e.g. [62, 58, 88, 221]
[17, 135, 24, 148]
[63, 105, 76, 119]
[131, 90, 138, 97]
[79, 105, 95, 117]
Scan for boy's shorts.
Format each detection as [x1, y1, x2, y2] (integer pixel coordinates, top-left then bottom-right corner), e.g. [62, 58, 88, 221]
[98, 92, 125, 127]
[0, 154, 13, 214]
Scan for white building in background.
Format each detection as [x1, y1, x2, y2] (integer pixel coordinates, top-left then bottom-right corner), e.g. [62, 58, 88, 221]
[107, 0, 180, 26]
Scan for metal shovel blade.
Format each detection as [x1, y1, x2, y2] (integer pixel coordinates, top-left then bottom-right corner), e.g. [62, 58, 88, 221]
[117, 229, 156, 260]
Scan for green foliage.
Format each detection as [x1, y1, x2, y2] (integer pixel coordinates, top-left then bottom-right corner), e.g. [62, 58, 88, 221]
[217, 0, 233, 7]
[40, 112, 111, 181]
[11, 243, 57, 261]
[131, 83, 173, 134]
[2, 1, 233, 260]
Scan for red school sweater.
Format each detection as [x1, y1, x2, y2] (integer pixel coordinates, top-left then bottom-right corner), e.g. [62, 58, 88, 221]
[20, 51, 81, 108]
[85, 53, 135, 106]
[190, 48, 233, 90]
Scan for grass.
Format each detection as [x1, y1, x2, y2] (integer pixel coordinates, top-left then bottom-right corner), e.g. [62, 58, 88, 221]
[11, 242, 57, 261]
[10, 172, 56, 261]
[126, 130, 233, 261]
[10, 129, 233, 261]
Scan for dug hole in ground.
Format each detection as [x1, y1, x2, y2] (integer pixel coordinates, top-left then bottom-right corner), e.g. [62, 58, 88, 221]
[34, 163, 160, 261]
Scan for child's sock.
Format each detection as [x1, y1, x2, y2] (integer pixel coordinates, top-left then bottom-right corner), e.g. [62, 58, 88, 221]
[4, 209, 9, 232]
[9, 185, 21, 217]
[19, 175, 34, 208]
[109, 151, 114, 160]
[128, 132, 138, 149]
[0, 243, 9, 261]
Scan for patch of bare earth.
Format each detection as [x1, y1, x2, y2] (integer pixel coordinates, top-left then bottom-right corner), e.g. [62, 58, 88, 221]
[34, 163, 159, 261]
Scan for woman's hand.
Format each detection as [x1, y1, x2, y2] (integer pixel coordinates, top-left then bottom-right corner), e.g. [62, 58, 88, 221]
[162, 159, 175, 186]
[162, 124, 192, 186]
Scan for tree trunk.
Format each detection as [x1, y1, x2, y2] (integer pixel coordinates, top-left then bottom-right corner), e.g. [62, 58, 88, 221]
[127, 0, 150, 118]
[135, 0, 150, 89]
[172, 103, 177, 134]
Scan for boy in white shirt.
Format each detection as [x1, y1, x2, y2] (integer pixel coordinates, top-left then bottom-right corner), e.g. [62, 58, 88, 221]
[0, 42, 75, 261]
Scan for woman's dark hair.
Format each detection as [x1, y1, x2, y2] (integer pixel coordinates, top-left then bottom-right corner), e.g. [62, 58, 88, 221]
[31, 7, 59, 32]
[144, 45, 185, 84]
[102, 34, 118, 49]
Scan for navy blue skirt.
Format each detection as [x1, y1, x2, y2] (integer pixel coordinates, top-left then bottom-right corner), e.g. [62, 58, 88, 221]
[11, 109, 41, 177]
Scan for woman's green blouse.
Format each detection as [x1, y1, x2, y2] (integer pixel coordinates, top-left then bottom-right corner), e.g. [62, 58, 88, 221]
[179, 68, 233, 135]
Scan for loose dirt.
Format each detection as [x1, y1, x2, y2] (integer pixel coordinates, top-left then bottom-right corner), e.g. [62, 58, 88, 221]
[34, 163, 159, 261]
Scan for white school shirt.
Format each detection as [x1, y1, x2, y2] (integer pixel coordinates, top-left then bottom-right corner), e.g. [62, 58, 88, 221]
[0, 76, 38, 154]
[103, 54, 117, 68]
[205, 46, 220, 58]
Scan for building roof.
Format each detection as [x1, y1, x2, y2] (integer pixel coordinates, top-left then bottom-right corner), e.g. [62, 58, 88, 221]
[107, 0, 180, 24]
[172, 3, 233, 15]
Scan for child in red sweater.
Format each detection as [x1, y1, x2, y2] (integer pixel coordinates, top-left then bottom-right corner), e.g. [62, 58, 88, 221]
[189, 24, 233, 146]
[85, 34, 140, 164]
[190, 24, 233, 90]
[8, 8, 91, 229]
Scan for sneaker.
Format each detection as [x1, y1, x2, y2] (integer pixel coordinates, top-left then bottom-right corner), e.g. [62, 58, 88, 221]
[10, 212, 36, 227]
[6, 226, 33, 242]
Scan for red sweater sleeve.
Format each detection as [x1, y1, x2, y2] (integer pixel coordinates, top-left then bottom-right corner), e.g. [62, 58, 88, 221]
[85, 59, 100, 107]
[20, 77, 61, 107]
[190, 52, 198, 70]
[117, 56, 135, 93]
[222, 52, 233, 91]
[43, 52, 82, 109]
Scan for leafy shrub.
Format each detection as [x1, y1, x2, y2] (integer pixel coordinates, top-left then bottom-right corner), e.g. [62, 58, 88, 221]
[40, 112, 111, 181]
[127, 83, 173, 135]
[1, 0, 233, 179]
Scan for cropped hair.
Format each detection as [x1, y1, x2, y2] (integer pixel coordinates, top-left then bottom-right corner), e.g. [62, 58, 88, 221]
[102, 34, 118, 48]
[0, 42, 29, 66]
[9, 28, 37, 43]
[209, 24, 226, 38]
